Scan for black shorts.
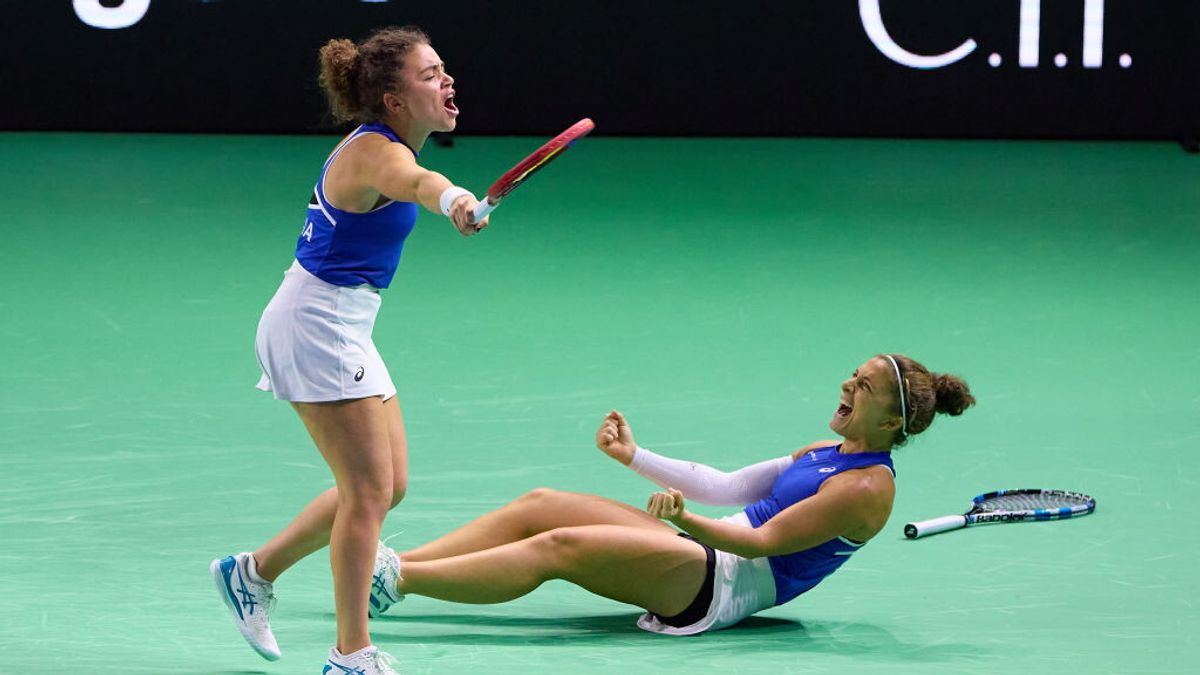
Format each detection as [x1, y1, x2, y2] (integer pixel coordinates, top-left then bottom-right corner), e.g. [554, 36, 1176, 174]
[649, 533, 717, 628]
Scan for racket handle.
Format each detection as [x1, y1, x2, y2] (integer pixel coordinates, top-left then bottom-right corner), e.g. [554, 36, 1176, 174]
[472, 199, 497, 223]
[904, 515, 967, 539]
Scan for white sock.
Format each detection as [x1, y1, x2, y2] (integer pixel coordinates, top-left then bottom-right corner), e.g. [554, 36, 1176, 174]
[244, 553, 270, 585]
[335, 645, 376, 659]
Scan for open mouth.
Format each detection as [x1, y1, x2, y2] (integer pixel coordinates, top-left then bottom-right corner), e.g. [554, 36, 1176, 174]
[836, 403, 853, 418]
[444, 94, 458, 114]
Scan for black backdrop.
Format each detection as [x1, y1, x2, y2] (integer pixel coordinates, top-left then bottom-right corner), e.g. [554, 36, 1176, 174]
[4, 0, 1197, 139]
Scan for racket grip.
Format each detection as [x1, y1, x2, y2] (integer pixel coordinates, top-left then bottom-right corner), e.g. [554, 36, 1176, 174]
[904, 515, 967, 539]
[472, 199, 497, 223]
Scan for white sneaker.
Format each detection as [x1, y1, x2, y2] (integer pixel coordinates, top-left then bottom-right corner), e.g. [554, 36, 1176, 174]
[322, 645, 400, 675]
[210, 552, 281, 661]
[368, 540, 404, 618]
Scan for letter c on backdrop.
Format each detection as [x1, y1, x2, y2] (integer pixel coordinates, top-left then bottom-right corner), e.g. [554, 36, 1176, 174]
[859, 0, 977, 69]
[73, 0, 151, 30]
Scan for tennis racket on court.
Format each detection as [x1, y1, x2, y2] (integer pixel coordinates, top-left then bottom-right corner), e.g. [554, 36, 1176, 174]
[904, 489, 1096, 539]
[472, 118, 594, 222]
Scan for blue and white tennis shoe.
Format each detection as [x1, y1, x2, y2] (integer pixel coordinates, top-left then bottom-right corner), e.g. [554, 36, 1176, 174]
[210, 552, 281, 661]
[368, 540, 404, 618]
[323, 646, 400, 674]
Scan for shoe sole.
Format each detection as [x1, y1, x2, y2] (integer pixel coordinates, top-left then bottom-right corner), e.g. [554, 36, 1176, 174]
[210, 557, 281, 661]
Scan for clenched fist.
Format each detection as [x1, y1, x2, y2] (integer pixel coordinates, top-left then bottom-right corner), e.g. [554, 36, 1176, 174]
[646, 487, 687, 524]
[595, 410, 636, 465]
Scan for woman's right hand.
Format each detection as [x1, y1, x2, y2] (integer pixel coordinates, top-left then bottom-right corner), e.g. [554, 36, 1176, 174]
[449, 195, 489, 237]
[595, 410, 637, 465]
[646, 488, 687, 525]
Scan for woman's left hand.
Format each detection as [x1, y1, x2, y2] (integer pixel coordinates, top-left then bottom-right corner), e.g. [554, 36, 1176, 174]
[646, 488, 687, 524]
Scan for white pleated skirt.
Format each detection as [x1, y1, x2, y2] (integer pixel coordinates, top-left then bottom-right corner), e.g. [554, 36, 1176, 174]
[254, 260, 397, 403]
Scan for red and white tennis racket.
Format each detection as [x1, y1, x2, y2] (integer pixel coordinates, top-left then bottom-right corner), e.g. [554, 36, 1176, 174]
[472, 118, 594, 222]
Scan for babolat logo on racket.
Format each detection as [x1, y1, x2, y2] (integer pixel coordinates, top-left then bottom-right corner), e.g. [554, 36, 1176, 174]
[972, 512, 1028, 523]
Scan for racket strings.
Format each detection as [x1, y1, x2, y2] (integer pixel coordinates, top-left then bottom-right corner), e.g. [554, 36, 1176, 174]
[978, 492, 1089, 512]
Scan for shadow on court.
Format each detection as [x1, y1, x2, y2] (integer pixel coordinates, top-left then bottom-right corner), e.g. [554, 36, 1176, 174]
[772, 619, 988, 663]
[374, 611, 646, 634]
[362, 612, 984, 662]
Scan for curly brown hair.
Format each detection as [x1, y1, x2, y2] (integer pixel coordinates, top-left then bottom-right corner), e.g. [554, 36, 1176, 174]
[318, 25, 431, 124]
[882, 354, 975, 448]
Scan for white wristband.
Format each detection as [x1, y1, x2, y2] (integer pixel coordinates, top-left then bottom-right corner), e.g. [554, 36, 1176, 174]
[439, 186, 473, 216]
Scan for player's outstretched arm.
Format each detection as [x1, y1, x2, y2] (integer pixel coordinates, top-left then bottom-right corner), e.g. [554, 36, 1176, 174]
[367, 140, 489, 236]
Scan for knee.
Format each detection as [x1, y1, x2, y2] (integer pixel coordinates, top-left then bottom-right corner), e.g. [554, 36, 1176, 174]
[340, 482, 394, 519]
[517, 487, 592, 510]
[518, 487, 563, 505]
[514, 488, 569, 525]
[532, 527, 585, 571]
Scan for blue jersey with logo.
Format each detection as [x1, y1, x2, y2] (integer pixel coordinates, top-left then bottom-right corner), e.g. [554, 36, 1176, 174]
[744, 445, 895, 605]
[295, 123, 419, 289]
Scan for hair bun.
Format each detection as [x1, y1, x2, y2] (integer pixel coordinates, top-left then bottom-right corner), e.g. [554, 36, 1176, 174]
[932, 373, 975, 417]
[318, 38, 362, 122]
[317, 27, 430, 125]
[321, 38, 360, 73]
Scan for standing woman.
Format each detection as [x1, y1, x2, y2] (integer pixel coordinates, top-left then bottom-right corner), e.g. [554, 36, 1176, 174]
[210, 26, 484, 675]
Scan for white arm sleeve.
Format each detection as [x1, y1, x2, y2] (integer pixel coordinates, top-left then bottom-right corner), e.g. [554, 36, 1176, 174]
[629, 446, 793, 507]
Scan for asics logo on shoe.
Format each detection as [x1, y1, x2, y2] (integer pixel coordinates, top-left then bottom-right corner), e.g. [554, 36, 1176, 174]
[236, 572, 259, 614]
[218, 556, 258, 620]
[371, 572, 391, 599]
[211, 554, 281, 661]
[324, 662, 367, 675]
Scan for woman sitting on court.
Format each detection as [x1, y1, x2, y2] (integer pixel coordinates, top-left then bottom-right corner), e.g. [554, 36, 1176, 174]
[368, 354, 975, 634]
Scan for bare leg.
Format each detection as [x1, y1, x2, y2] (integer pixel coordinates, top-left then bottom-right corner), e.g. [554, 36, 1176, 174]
[402, 488, 674, 562]
[290, 396, 397, 654]
[252, 488, 337, 582]
[253, 396, 408, 582]
[399, 525, 709, 617]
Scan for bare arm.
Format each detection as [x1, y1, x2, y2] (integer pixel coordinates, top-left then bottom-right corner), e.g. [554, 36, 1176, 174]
[361, 138, 488, 235]
[646, 470, 893, 558]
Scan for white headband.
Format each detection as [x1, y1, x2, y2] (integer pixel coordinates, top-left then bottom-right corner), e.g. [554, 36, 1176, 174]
[883, 354, 908, 436]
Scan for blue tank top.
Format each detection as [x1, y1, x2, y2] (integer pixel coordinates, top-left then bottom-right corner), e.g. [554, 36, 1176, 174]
[744, 445, 895, 605]
[294, 123, 419, 289]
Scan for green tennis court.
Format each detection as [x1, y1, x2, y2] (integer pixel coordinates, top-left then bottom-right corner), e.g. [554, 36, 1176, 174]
[1, 133, 1196, 673]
